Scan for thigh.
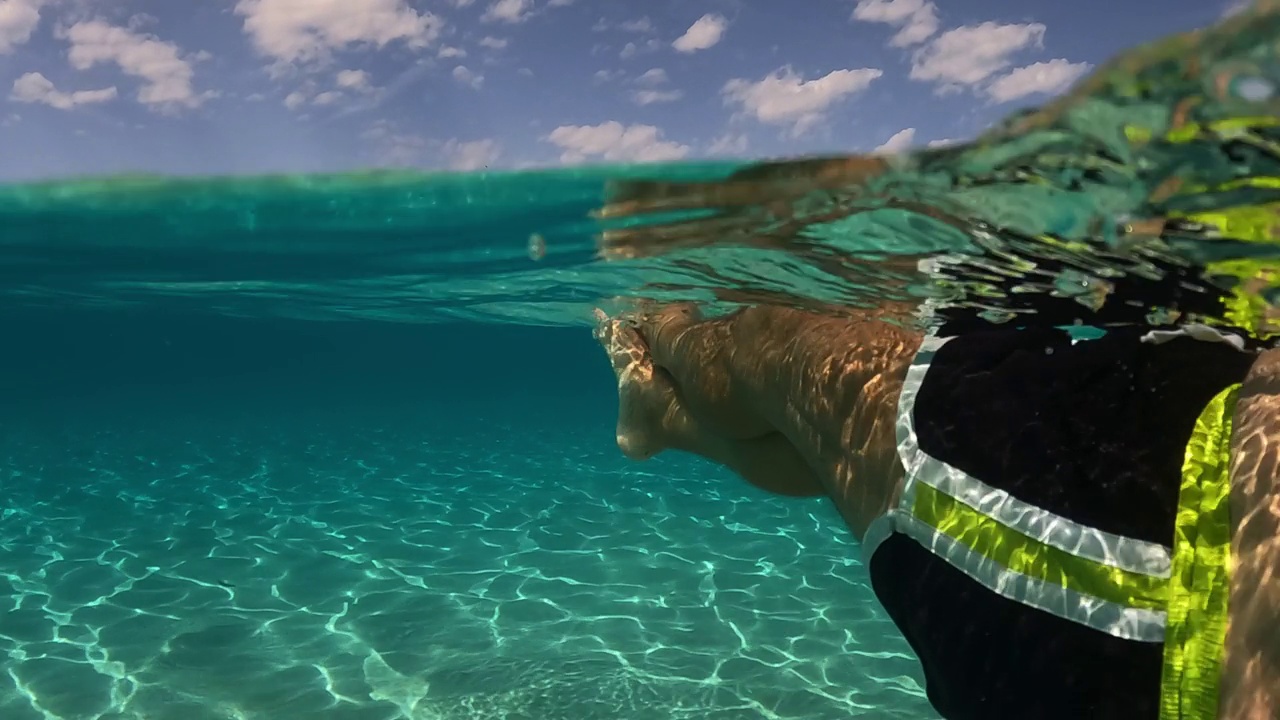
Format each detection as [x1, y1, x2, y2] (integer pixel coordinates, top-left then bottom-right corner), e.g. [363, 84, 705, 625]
[1223, 348, 1280, 719]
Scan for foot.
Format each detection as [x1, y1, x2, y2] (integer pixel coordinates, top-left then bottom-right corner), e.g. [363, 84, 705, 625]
[593, 308, 677, 460]
[607, 299, 703, 367]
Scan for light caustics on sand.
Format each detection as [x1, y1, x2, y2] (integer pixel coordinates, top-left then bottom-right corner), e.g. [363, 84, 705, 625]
[0, 411, 933, 720]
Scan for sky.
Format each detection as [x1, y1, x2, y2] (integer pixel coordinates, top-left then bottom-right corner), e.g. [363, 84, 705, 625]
[0, 0, 1247, 181]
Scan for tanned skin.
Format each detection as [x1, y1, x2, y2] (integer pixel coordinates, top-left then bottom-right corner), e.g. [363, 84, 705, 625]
[1223, 351, 1280, 720]
[595, 302, 1279, 720]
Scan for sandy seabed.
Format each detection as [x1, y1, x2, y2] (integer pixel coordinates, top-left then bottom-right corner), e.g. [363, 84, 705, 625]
[0, 399, 935, 720]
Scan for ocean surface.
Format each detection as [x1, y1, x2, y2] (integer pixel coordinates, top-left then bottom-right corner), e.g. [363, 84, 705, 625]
[4, 4, 1280, 719]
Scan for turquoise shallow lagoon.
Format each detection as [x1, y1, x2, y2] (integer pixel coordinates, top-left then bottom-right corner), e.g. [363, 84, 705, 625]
[7, 11, 1280, 709]
[0, 312, 934, 719]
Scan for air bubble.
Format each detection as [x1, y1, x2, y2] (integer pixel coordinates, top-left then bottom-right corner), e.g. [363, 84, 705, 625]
[527, 233, 546, 261]
[1234, 76, 1275, 102]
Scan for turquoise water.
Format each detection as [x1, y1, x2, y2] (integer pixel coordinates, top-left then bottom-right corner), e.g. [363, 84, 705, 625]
[0, 165, 942, 720]
[5, 6, 1280, 719]
[0, 315, 934, 720]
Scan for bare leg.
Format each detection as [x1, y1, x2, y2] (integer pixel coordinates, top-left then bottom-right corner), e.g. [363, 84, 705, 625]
[1223, 348, 1280, 719]
[606, 299, 1280, 713]
[620, 303, 922, 539]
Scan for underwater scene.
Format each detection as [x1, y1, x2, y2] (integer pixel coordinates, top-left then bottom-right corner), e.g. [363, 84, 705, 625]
[4, 1, 1280, 719]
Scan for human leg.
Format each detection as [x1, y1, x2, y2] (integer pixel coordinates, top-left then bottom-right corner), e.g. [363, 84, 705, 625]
[593, 308, 824, 496]
[1222, 347, 1280, 719]
[600, 302, 920, 537]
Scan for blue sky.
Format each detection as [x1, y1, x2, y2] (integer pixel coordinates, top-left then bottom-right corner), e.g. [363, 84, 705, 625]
[0, 0, 1244, 181]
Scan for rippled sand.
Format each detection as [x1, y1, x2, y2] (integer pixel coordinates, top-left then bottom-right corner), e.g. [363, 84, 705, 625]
[0, 396, 934, 720]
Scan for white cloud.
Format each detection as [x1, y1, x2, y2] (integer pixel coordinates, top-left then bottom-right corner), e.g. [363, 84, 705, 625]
[10, 72, 117, 109]
[283, 77, 368, 110]
[233, 0, 442, 65]
[593, 68, 623, 83]
[620, 17, 653, 32]
[284, 90, 308, 109]
[545, 121, 689, 164]
[987, 59, 1091, 102]
[631, 89, 682, 105]
[927, 137, 957, 147]
[672, 13, 726, 53]
[910, 22, 1045, 88]
[630, 66, 677, 102]
[452, 64, 483, 88]
[443, 138, 500, 170]
[61, 20, 209, 112]
[723, 65, 882, 133]
[874, 127, 915, 153]
[635, 68, 668, 85]
[708, 132, 748, 155]
[438, 45, 466, 58]
[594, 16, 654, 33]
[864, 12, 1088, 100]
[482, 0, 533, 24]
[336, 69, 373, 91]
[312, 90, 342, 105]
[621, 39, 660, 59]
[478, 35, 507, 49]
[851, 0, 938, 47]
[363, 119, 427, 165]
[0, 0, 45, 54]
[548, 0, 573, 6]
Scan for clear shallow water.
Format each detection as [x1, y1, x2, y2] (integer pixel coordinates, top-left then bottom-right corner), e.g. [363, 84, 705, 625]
[0, 165, 747, 327]
[0, 316, 933, 720]
[5, 5, 1280, 719]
